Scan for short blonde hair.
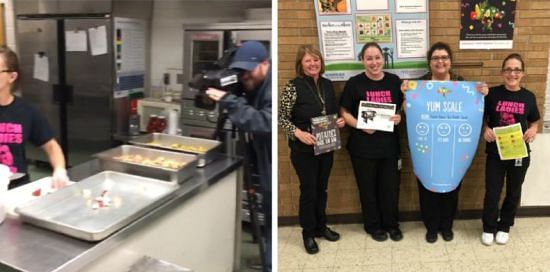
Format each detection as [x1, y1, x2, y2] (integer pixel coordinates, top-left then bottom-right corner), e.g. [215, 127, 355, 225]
[295, 45, 325, 77]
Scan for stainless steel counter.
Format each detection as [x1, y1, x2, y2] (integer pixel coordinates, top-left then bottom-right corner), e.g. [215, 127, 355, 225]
[0, 155, 242, 272]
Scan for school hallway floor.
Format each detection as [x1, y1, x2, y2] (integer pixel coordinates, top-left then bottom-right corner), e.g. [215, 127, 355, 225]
[278, 217, 550, 272]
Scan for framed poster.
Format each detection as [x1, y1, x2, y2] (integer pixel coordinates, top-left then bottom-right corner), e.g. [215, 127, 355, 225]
[459, 0, 517, 49]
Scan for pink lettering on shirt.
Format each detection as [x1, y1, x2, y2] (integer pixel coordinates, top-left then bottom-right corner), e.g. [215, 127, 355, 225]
[365, 90, 393, 103]
[495, 101, 525, 114]
[0, 123, 22, 173]
[0, 123, 23, 144]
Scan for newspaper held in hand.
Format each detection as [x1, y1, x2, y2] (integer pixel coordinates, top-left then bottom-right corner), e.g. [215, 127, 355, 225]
[311, 114, 341, 155]
[356, 101, 396, 132]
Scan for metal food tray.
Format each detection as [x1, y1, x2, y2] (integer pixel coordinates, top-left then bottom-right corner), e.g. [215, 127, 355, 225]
[129, 133, 222, 167]
[94, 145, 197, 183]
[15, 171, 178, 241]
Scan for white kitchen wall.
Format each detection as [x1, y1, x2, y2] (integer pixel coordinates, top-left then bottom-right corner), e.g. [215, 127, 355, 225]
[521, 49, 550, 206]
[521, 134, 550, 206]
[149, 0, 270, 94]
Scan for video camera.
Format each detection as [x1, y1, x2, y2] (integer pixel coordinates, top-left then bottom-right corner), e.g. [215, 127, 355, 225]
[189, 48, 244, 110]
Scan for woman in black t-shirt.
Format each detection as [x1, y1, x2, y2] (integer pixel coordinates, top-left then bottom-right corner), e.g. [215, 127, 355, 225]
[279, 45, 345, 254]
[481, 53, 540, 246]
[340, 42, 403, 242]
[0, 46, 68, 189]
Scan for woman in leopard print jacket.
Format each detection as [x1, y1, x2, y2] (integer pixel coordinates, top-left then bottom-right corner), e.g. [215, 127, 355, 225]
[279, 45, 345, 255]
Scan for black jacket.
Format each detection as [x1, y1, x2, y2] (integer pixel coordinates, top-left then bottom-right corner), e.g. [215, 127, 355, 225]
[287, 76, 338, 153]
[219, 66, 272, 191]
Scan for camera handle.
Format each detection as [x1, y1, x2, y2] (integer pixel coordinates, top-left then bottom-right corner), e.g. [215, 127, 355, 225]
[214, 106, 267, 271]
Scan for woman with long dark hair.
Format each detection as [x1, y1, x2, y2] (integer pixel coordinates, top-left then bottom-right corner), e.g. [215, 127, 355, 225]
[340, 42, 404, 242]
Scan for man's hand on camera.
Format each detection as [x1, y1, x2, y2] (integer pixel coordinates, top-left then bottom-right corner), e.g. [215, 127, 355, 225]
[206, 88, 228, 102]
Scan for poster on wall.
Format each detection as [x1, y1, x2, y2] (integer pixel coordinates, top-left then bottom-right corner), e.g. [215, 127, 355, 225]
[317, 0, 351, 15]
[405, 80, 485, 193]
[396, 19, 427, 58]
[313, 0, 429, 81]
[356, 0, 388, 11]
[320, 21, 355, 60]
[459, 0, 517, 49]
[395, 0, 426, 13]
[356, 14, 393, 44]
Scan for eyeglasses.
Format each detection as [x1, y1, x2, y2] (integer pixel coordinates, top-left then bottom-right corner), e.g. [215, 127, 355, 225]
[430, 55, 450, 62]
[502, 68, 523, 74]
[0, 70, 13, 73]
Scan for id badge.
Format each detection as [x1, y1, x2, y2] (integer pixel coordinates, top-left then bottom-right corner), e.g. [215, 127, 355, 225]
[514, 158, 523, 167]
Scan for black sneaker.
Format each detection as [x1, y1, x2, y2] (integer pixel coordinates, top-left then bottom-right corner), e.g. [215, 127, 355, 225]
[441, 230, 454, 241]
[426, 232, 437, 243]
[388, 228, 403, 241]
[303, 236, 319, 254]
[368, 229, 388, 242]
[315, 227, 340, 242]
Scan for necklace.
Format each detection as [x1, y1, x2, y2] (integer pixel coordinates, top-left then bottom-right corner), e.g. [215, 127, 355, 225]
[306, 79, 326, 115]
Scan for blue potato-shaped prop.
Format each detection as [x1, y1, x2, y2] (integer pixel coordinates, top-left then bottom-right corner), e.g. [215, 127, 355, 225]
[405, 80, 484, 193]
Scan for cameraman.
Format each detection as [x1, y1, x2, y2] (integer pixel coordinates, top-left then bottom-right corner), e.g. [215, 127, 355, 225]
[205, 41, 272, 271]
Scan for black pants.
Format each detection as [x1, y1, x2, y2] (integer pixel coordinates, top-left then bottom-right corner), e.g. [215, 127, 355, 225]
[417, 179, 461, 234]
[291, 151, 334, 237]
[350, 156, 400, 233]
[482, 155, 530, 233]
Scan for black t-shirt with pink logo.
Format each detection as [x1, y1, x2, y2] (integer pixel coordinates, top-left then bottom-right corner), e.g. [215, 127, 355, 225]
[484, 85, 540, 157]
[340, 72, 403, 158]
[0, 96, 54, 175]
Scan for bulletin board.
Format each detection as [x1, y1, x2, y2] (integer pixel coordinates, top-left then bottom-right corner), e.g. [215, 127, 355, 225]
[313, 0, 430, 80]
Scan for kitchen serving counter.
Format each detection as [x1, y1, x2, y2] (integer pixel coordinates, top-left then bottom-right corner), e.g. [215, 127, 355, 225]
[0, 154, 243, 272]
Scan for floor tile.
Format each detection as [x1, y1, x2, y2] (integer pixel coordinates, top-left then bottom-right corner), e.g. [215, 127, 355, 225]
[334, 263, 390, 272]
[445, 244, 477, 261]
[278, 218, 550, 272]
[475, 258, 511, 272]
[333, 249, 369, 267]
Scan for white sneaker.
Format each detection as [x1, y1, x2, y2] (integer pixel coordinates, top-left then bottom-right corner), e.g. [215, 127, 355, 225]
[481, 232, 494, 246]
[495, 231, 509, 245]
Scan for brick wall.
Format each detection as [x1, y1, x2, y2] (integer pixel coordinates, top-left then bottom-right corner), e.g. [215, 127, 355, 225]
[278, 0, 550, 218]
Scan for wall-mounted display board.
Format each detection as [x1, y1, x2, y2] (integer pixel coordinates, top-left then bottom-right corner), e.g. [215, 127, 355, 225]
[313, 0, 430, 80]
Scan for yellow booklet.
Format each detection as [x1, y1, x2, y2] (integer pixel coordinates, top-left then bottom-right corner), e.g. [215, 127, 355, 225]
[493, 123, 528, 160]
